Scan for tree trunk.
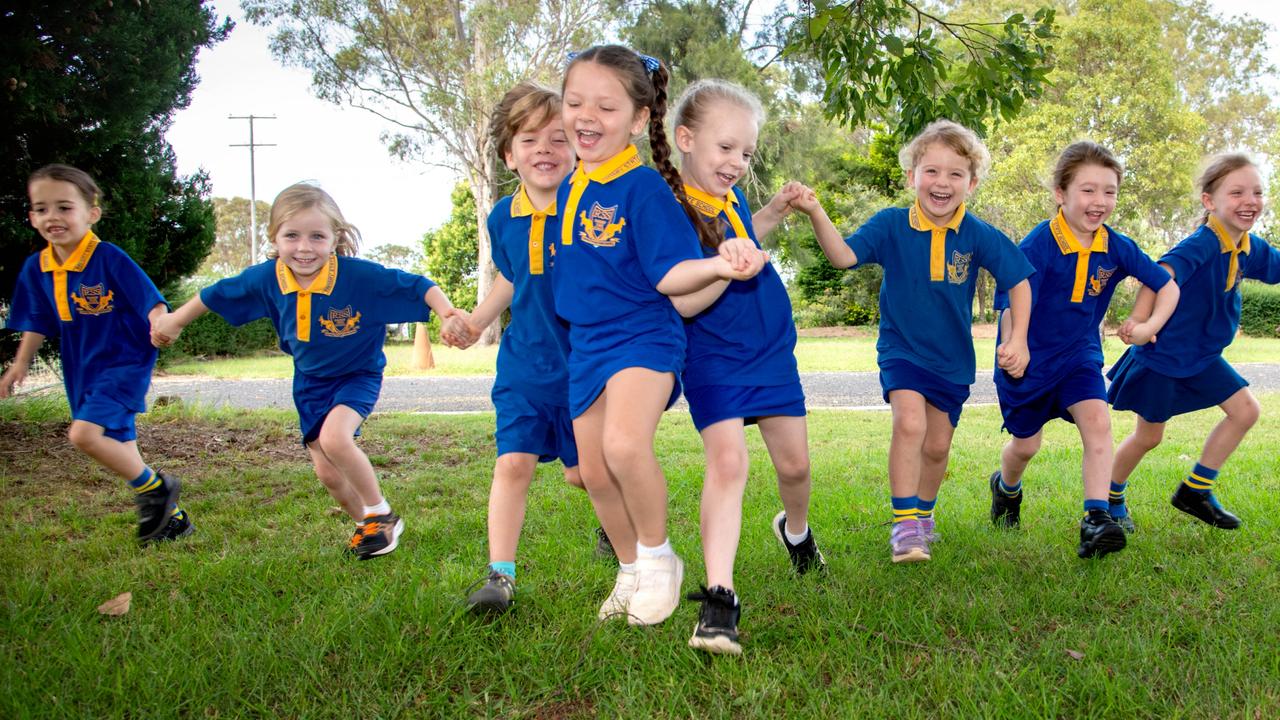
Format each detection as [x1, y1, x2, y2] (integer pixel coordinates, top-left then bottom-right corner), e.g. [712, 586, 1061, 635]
[412, 322, 435, 369]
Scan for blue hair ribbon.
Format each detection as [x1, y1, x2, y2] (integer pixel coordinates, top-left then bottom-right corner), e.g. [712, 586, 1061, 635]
[567, 49, 661, 73]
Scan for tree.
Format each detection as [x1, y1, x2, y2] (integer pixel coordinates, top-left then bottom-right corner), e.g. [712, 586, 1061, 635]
[243, 0, 609, 344]
[1, 0, 229, 357]
[365, 243, 422, 272]
[422, 184, 479, 313]
[202, 197, 271, 278]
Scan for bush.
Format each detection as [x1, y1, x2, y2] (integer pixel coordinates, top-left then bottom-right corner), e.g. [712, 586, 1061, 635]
[1239, 281, 1280, 338]
[157, 284, 279, 362]
[791, 287, 878, 328]
[1105, 277, 1140, 326]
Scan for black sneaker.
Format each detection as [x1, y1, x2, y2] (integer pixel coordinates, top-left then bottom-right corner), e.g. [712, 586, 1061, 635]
[1112, 507, 1136, 534]
[467, 570, 515, 615]
[687, 585, 741, 655]
[772, 511, 826, 574]
[594, 526, 616, 560]
[135, 471, 181, 542]
[1078, 509, 1127, 559]
[1171, 484, 1241, 529]
[145, 510, 195, 544]
[989, 471, 1021, 528]
[353, 512, 405, 559]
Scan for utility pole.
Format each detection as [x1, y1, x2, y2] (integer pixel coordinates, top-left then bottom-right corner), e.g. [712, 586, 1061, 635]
[228, 114, 276, 265]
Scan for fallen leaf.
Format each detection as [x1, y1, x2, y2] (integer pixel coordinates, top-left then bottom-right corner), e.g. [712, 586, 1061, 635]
[97, 592, 132, 616]
[1065, 649, 1085, 660]
[326, 506, 345, 517]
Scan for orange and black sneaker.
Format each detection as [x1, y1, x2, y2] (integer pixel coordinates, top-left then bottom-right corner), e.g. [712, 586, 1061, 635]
[344, 523, 368, 557]
[353, 512, 405, 560]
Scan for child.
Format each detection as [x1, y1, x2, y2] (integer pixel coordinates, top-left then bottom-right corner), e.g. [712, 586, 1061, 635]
[1, 164, 190, 544]
[987, 141, 1179, 559]
[440, 82, 603, 615]
[668, 78, 827, 655]
[802, 120, 1035, 563]
[554, 46, 767, 626]
[1108, 153, 1280, 529]
[151, 182, 459, 558]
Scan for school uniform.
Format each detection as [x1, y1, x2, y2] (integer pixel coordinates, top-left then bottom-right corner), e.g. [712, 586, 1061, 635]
[1108, 217, 1280, 422]
[552, 145, 703, 417]
[994, 212, 1171, 437]
[200, 255, 436, 443]
[845, 201, 1034, 425]
[7, 231, 166, 441]
[488, 185, 576, 466]
[680, 185, 804, 431]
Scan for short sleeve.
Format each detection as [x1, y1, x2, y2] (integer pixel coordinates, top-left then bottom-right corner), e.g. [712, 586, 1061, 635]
[1160, 232, 1217, 286]
[977, 225, 1034, 291]
[107, 246, 167, 320]
[844, 209, 895, 267]
[1244, 236, 1280, 284]
[6, 257, 57, 336]
[1114, 235, 1170, 291]
[634, 185, 703, 289]
[488, 210, 514, 281]
[361, 262, 436, 325]
[201, 269, 271, 327]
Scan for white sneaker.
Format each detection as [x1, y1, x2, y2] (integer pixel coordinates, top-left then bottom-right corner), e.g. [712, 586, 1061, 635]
[627, 553, 683, 626]
[597, 568, 638, 620]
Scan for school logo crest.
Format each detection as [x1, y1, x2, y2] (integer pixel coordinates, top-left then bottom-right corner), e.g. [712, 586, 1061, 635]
[947, 251, 972, 284]
[1089, 266, 1116, 296]
[578, 202, 626, 247]
[71, 283, 114, 315]
[318, 305, 361, 338]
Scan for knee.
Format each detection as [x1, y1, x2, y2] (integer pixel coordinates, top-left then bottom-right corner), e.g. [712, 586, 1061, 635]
[1230, 395, 1261, 429]
[67, 423, 96, 452]
[563, 466, 585, 489]
[1007, 437, 1040, 464]
[313, 462, 345, 490]
[601, 434, 648, 475]
[891, 412, 927, 443]
[316, 427, 356, 460]
[493, 454, 535, 490]
[1133, 426, 1164, 452]
[773, 453, 811, 487]
[705, 445, 749, 487]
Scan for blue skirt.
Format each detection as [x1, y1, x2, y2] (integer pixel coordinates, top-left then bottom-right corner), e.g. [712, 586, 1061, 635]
[1106, 348, 1247, 423]
[567, 321, 684, 418]
[685, 381, 807, 432]
[879, 359, 970, 427]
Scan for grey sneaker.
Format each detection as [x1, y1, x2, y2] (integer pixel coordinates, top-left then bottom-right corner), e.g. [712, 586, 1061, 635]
[890, 519, 930, 563]
[594, 526, 616, 560]
[467, 570, 515, 615]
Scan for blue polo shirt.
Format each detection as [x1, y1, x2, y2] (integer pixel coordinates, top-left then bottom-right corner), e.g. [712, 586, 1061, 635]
[1130, 221, 1280, 378]
[489, 186, 571, 406]
[994, 216, 1170, 398]
[7, 232, 166, 416]
[682, 185, 799, 389]
[201, 255, 436, 378]
[846, 203, 1034, 386]
[552, 144, 703, 334]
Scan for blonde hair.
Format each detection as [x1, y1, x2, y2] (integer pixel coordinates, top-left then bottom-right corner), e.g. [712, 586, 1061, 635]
[1196, 153, 1257, 226]
[265, 183, 360, 257]
[673, 78, 766, 134]
[490, 82, 562, 161]
[898, 119, 991, 180]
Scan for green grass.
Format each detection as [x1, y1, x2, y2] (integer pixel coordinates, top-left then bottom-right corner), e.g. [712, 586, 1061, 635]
[2, 394, 1279, 717]
[159, 334, 1280, 378]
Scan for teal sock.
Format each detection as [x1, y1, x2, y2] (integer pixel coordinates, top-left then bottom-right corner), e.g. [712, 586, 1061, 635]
[916, 497, 937, 521]
[1109, 481, 1128, 518]
[490, 561, 516, 579]
[129, 467, 160, 493]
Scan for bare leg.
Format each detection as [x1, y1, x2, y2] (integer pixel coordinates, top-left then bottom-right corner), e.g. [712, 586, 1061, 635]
[916, 402, 956, 503]
[486, 452, 538, 564]
[1199, 388, 1260, 469]
[1068, 399, 1114, 502]
[573, 393, 637, 565]
[756, 415, 812, 532]
[306, 441, 363, 520]
[697, 419, 749, 590]
[599, 368, 676, 547]
[999, 432, 1043, 486]
[314, 405, 384, 507]
[1111, 417, 1166, 485]
[67, 420, 146, 479]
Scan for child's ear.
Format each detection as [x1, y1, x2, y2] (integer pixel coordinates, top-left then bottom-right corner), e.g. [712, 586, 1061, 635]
[1200, 191, 1215, 211]
[504, 149, 517, 172]
[88, 206, 102, 225]
[1053, 186, 1066, 208]
[674, 125, 695, 153]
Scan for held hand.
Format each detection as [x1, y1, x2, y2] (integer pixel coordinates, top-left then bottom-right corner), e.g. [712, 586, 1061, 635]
[715, 249, 769, 281]
[784, 182, 821, 215]
[718, 237, 757, 272]
[150, 312, 183, 348]
[440, 310, 480, 349]
[764, 182, 803, 219]
[996, 340, 1030, 379]
[1125, 321, 1157, 346]
[0, 365, 28, 398]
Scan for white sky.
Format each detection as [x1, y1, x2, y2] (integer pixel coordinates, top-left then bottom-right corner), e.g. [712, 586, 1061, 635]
[168, 1, 1280, 255]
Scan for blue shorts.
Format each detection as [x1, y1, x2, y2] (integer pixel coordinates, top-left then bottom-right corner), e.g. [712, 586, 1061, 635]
[685, 381, 807, 432]
[493, 385, 579, 467]
[567, 323, 684, 418]
[879, 359, 970, 427]
[294, 370, 382, 445]
[998, 364, 1107, 438]
[1106, 348, 1247, 424]
[73, 384, 140, 442]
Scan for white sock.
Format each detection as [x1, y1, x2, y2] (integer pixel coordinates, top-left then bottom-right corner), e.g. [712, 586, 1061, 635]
[363, 499, 391, 517]
[618, 561, 637, 574]
[785, 524, 810, 545]
[636, 538, 673, 558]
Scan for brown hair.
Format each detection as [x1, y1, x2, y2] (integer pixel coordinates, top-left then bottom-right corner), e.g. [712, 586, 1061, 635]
[265, 183, 361, 258]
[1196, 153, 1257, 226]
[565, 45, 720, 250]
[29, 164, 101, 208]
[1053, 141, 1124, 192]
[898, 119, 991, 180]
[490, 82, 562, 161]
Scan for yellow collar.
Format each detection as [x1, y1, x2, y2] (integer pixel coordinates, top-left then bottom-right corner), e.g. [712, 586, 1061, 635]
[512, 185, 556, 275]
[1049, 210, 1109, 303]
[511, 184, 557, 218]
[561, 145, 643, 246]
[275, 255, 338, 342]
[1207, 214, 1251, 292]
[39, 231, 101, 322]
[683, 184, 748, 240]
[908, 200, 966, 282]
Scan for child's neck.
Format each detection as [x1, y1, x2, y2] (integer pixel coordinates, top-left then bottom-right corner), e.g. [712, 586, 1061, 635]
[523, 184, 557, 210]
[581, 144, 632, 174]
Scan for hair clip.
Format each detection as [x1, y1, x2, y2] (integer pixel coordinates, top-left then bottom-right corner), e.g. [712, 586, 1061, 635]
[638, 54, 661, 73]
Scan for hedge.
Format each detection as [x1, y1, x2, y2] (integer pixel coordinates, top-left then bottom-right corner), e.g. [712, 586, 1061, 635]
[1240, 281, 1280, 338]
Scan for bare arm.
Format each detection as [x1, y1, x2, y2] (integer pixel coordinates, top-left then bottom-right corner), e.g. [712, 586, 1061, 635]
[656, 252, 763, 296]
[0, 331, 47, 397]
[1119, 263, 1174, 344]
[151, 295, 210, 347]
[789, 186, 857, 269]
[670, 279, 731, 318]
[996, 280, 1031, 378]
[443, 274, 514, 349]
[751, 183, 803, 239]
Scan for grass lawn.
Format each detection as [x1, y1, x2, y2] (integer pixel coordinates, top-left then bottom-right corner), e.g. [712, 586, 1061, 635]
[158, 333, 1280, 378]
[1, 394, 1278, 717]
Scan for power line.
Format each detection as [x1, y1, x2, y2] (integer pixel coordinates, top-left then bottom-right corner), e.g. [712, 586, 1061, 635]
[228, 114, 276, 265]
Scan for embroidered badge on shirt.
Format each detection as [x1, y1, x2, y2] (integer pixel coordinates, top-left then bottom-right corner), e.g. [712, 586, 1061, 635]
[1089, 266, 1116, 297]
[578, 202, 626, 247]
[947, 251, 972, 284]
[71, 283, 114, 316]
[318, 305, 361, 338]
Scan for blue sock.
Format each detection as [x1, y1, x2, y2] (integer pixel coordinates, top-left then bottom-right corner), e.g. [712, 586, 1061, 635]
[998, 476, 1022, 498]
[490, 561, 516, 579]
[129, 467, 160, 493]
[891, 495, 918, 524]
[1184, 463, 1218, 495]
[1083, 499, 1109, 514]
[1108, 481, 1128, 517]
[916, 497, 937, 521]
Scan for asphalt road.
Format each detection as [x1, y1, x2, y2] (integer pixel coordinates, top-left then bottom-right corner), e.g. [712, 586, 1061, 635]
[149, 363, 1280, 414]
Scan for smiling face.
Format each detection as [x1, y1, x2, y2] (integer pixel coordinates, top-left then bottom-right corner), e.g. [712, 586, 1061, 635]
[28, 178, 101, 261]
[505, 113, 574, 205]
[675, 99, 758, 198]
[906, 142, 979, 225]
[1055, 163, 1119, 239]
[561, 61, 650, 171]
[1203, 164, 1264, 237]
[273, 206, 338, 285]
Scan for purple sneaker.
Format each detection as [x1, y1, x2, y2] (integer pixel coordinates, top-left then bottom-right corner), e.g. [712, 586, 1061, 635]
[919, 517, 938, 543]
[890, 519, 930, 563]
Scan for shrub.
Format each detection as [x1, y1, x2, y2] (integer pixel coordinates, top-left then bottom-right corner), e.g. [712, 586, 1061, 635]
[158, 284, 279, 363]
[1239, 281, 1280, 338]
